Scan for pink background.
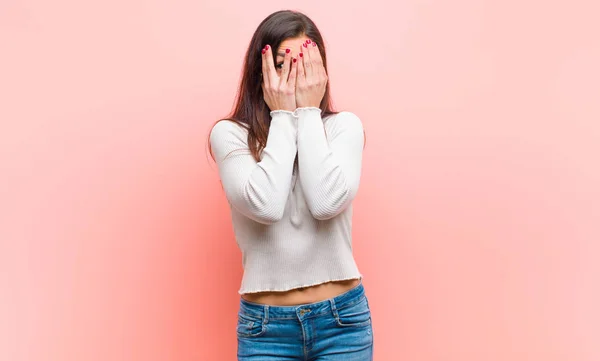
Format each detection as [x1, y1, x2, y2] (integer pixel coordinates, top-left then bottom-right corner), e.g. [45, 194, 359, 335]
[1, 0, 599, 360]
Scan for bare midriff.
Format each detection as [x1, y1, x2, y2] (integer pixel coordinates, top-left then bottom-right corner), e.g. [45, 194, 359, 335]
[241, 278, 361, 306]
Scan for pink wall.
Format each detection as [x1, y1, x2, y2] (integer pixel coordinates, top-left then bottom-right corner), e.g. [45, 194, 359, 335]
[1, 0, 599, 360]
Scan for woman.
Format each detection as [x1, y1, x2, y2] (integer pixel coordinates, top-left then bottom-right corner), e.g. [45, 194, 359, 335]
[209, 10, 373, 361]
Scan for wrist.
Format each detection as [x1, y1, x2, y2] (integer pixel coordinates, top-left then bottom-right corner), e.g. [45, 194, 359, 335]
[296, 102, 320, 108]
[294, 106, 322, 113]
[293, 107, 322, 119]
[270, 109, 296, 117]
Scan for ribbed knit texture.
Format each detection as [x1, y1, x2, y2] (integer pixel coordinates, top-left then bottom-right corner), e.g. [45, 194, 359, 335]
[209, 107, 365, 294]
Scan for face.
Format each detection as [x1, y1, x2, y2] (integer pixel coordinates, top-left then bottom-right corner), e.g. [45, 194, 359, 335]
[275, 35, 311, 76]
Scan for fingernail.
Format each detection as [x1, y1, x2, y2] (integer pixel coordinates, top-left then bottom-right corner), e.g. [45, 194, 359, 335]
[265, 45, 269, 50]
[312, 42, 317, 46]
[286, 48, 290, 54]
[293, 58, 297, 63]
[303, 43, 307, 48]
[299, 52, 303, 57]
[262, 49, 266, 54]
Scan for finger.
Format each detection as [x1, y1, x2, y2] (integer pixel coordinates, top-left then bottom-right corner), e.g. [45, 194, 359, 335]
[310, 40, 326, 77]
[288, 56, 298, 89]
[279, 47, 292, 86]
[264, 44, 277, 82]
[261, 45, 270, 84]
[301, 41, 312, 78]
[297, 48, 306, 82]
[309, 40, 322, 66]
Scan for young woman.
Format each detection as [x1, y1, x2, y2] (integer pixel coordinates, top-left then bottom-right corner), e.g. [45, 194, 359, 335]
[209, 10, 373, 361]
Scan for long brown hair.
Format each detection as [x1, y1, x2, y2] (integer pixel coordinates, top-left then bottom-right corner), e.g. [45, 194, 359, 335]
[208, 10, 338, 162]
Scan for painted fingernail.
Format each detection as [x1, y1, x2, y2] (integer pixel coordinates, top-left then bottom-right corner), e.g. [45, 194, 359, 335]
[303, 43, 307, 48]
[312, 41, 317, 46]
[293, 58, 297, 63]
[286, 48, 290, 54]
[299, 52, 303, 57]
[265, 45, 269, 50]
[262, 49, 266, 54]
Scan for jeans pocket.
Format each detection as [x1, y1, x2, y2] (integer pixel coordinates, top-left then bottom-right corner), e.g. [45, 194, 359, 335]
[335, 295, 372, 327]
[236, 312, 267, 338]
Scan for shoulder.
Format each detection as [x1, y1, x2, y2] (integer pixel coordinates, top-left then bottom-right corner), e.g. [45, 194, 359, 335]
[209, 119, 249, 145]
[324, 111, 364, 132]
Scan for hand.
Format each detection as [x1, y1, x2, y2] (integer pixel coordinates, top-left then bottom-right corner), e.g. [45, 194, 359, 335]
[295, 39, 328, 108]
[261, 44, 298, 112]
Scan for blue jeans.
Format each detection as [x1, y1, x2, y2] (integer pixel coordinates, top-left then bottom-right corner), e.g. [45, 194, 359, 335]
[237, 281, 374, 360]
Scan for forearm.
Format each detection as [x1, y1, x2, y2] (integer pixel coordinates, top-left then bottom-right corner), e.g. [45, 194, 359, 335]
[296, 108, 363, 220]
[211, 112, 297, 224]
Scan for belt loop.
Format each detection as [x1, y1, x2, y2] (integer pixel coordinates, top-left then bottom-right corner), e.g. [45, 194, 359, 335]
[329, 298, 339, 319]
[264, 305, 269, 324]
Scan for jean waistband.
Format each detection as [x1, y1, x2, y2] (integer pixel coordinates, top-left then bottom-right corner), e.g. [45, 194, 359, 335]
[239, 279, 366, 320]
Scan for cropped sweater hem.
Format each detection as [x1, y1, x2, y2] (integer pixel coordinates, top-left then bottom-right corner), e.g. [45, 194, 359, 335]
[238, 273, 363, 295]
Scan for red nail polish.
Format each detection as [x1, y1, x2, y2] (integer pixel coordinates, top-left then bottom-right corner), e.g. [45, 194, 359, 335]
[299, 52, 303, 57]
[303, 43, 307, 48]
[286, 48, 290, 54]
[293, 58, 297, 63]
[262, 49, 266, 54]
[312, 42, 317, 46]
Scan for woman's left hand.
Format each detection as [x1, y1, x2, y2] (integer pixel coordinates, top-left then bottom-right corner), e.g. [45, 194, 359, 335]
[295, 39, 328, 108]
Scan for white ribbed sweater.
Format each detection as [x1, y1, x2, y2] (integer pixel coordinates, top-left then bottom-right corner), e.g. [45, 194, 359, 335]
[209, 107, 364, 294]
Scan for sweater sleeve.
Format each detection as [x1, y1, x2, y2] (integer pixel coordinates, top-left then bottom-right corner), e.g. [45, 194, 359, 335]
[296, 108, 365, 220]
[209, 112, 298, 224]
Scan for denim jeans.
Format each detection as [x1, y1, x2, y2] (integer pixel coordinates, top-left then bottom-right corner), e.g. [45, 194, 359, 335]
[237, 281, 374, 360]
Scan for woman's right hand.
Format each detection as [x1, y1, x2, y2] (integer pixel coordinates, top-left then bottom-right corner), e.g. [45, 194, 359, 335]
[261, 44, 298, 112]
